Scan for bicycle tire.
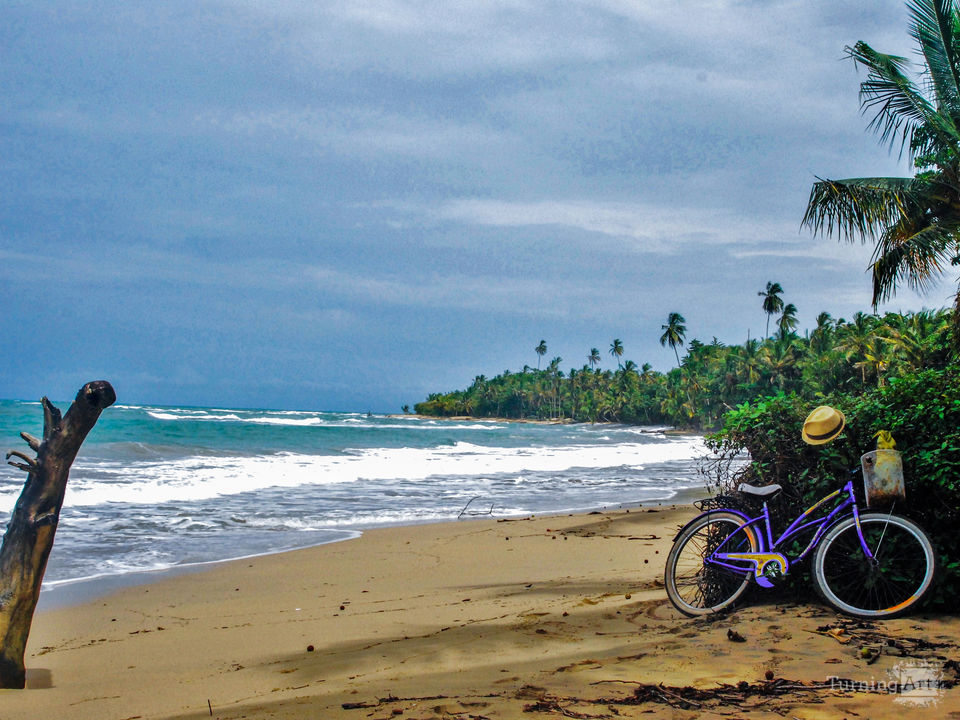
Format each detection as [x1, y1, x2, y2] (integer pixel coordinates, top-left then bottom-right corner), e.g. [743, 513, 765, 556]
[812, 512, 936, 619]
[665, 512, 758, 616]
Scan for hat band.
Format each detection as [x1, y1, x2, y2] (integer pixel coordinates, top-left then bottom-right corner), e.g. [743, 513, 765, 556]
[806, 421, 843, 441]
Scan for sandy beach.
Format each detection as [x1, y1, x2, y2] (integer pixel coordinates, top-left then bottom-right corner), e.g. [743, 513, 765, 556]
[3, 505, 958, 719]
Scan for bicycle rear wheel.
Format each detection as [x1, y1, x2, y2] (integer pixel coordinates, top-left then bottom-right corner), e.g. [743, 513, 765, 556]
[812, 512, 936, 619]
[665, 512, 758, 616]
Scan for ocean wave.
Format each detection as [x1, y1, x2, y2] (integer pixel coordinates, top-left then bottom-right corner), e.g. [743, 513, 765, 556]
[143, 408, 504, 430]
[148, 411, 244, 422]
[42, 561, 178, 588]
[8, 434, 707, 509]
[146, 409, 337, 426]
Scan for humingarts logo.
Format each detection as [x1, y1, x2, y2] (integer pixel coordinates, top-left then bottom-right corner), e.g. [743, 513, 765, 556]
[827, 659, 944, 707]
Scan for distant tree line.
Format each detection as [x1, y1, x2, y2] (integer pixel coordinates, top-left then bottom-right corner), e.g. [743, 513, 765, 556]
[414, 292, 954, 429]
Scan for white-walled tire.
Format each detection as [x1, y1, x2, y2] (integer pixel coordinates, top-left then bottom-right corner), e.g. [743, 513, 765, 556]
[812, 512, 936, 619]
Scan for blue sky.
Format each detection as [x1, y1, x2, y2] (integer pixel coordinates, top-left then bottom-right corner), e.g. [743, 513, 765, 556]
[1, 0, 953, 411]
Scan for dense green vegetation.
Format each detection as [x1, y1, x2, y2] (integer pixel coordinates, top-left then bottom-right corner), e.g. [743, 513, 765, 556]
[707, 366, 960, 610]
[414, 305, 954, 429]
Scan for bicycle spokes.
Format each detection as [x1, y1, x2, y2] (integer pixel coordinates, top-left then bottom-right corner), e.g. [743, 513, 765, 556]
[814, 514, 935, 617]
[665, 513, 757, 616]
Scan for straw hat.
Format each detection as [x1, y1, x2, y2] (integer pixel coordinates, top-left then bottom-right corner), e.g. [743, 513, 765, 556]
[802, 406, 845, 445]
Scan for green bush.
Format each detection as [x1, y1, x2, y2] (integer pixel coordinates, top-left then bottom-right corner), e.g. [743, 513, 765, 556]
[707, 365, 960, 611]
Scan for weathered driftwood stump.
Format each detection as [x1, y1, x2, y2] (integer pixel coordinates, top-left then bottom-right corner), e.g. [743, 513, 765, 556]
[0, 381, 115, 688]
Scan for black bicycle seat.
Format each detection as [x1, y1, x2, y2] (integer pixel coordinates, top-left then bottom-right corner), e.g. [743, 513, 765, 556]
[737, 483, 783, 498]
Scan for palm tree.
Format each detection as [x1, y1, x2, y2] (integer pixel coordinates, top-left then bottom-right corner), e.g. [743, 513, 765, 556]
[882, 308, 950, 370]
[733, 337, 765, 386]
[802, 0, 960, 342]
[809, 311, 835, 355]
[767, 336, 799, 390]
[777, 302, 799, 339]
[837, 311, 879, 384]
[758, 282, 785, 337]
[535, 340, 547, 369]
[660, 313, 687, 368]
[609, 339, 624, 368]
[588, 347, 601, 369]
[855, 336, 893, 386]
[547, 356, 563, 418]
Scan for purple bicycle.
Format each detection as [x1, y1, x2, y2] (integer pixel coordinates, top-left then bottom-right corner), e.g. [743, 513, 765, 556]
[664, 476, 937, 619]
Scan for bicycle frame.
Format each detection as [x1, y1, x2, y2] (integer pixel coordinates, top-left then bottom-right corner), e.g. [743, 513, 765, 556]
[707, 480, 872, 588]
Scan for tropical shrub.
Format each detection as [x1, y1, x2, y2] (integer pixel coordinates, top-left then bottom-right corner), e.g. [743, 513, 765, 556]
[707, 365, 960, 610]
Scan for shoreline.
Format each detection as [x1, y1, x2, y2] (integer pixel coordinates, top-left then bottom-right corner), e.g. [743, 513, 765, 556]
[8, 503, 958, 719]
[37, 486, 712, 610]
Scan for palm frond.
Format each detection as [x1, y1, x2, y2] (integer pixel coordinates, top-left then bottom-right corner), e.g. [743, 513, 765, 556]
[847, 41, 960, 158]
[808, 5, 960, 315]
[802, 176, 920, 241]
[870, 217, 960, 304]
[908, 0, 960, 120]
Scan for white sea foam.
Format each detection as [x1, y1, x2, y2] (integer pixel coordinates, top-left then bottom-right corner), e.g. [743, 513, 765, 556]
[18, 434, 705, 508]
[147, 411, 244, 422]
[144, 408, 503, 430]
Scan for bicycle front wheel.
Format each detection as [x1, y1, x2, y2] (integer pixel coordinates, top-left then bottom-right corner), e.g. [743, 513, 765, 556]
[665, 512, 758, 617]
[812, 512, 936, 619]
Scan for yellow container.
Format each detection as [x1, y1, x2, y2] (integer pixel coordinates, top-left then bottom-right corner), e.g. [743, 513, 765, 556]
[860, 449, 905, 508]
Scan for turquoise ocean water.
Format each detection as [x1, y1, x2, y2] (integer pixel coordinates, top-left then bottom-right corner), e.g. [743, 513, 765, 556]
[0, 400, 707, 596]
